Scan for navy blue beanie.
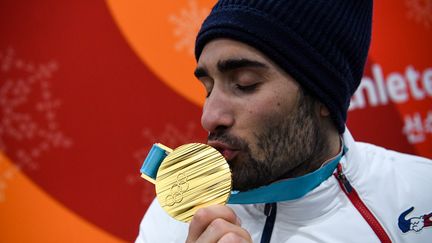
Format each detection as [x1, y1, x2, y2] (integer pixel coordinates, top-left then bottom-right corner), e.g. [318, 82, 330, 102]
[195, 0, 373, 134]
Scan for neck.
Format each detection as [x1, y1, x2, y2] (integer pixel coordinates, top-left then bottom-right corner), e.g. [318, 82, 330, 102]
[282, 128, 341, 179]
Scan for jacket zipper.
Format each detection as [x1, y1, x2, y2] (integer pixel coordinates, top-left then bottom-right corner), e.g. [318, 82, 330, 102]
[334, 164, 392, 243]
[260, 203, 277, 243]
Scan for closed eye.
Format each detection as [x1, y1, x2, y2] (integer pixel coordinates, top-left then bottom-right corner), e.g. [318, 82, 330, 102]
[236, 83, 259, 93]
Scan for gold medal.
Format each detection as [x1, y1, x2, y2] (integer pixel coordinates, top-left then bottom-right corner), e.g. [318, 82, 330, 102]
[141, 143, 232, 222]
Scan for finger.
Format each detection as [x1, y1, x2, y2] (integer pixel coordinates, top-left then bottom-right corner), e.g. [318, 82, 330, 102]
[218, 232, 251, 243]
[196, 218, 251, 243]
[186, 205, 240, 242]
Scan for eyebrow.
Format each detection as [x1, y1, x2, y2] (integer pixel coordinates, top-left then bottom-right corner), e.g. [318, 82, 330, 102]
[218, 58, 268, 73]
[194, 58, 268, 78]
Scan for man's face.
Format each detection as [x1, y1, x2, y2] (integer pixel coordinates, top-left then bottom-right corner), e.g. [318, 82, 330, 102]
[195, 39, 326, 191]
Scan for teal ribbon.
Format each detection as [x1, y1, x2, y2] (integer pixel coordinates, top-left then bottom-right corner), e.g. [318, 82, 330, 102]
[140, 144, 168, 180]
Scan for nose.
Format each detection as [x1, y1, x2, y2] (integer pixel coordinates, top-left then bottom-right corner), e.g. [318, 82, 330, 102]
[201, 90, 234, 133]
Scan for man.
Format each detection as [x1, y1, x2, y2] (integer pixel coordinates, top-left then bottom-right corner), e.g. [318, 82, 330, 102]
[137, 0, 432, 242]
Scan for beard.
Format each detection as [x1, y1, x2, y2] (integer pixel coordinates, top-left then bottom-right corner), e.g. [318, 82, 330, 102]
[208, 92, 330, 191]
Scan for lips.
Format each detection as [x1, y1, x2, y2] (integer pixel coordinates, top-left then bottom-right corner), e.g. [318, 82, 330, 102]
[208, 141, 239, 161]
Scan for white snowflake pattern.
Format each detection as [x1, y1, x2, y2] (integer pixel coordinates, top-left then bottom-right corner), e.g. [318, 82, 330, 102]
[0, 48, 73, 202]
[169, 0, 210, 55]
[405, 0, 432, 29]
[127, 122, 202, 203]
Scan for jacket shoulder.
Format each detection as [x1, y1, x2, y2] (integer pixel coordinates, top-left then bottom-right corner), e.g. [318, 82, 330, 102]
[355, 142, 432, 168]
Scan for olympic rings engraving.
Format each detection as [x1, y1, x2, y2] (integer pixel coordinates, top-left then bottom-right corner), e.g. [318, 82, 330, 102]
[165, 172, 189, 207]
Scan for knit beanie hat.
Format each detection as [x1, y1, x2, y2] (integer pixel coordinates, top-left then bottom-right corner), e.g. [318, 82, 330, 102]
[195, 0, 373, 134]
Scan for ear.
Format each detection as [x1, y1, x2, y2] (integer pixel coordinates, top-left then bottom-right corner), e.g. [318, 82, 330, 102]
[319, 103, 331, 117]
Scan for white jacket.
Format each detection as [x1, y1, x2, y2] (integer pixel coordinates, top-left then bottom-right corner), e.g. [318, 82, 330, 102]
[136, 129, 432, 242]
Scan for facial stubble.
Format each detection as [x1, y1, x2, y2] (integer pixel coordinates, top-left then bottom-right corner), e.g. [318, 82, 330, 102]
[221, 92, 330, 191]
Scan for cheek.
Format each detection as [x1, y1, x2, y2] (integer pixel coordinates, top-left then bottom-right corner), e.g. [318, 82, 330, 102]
[240, 99, 285, 149]
[235, 88, 292, 132]
[252, 96, 287, 118]
[240, 94, 287, 129]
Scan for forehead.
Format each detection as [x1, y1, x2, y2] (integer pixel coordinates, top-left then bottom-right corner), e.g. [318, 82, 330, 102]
[197, 38, 272, 67]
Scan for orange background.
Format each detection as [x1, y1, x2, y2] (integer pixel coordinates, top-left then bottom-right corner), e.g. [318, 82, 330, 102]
[0, 0, 431, 242]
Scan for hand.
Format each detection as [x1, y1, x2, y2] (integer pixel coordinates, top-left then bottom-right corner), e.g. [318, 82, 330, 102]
[186, 205, 252, 243]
